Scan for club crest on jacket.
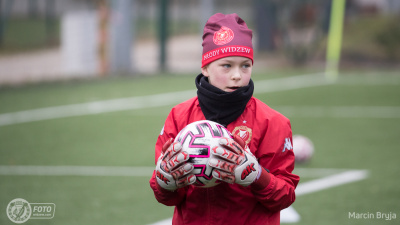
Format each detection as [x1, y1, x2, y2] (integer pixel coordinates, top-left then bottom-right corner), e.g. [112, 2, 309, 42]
[232, 125, 252, 145]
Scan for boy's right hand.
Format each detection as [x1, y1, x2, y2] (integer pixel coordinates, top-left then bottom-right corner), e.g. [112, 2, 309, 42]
[155, 138, 196, 191]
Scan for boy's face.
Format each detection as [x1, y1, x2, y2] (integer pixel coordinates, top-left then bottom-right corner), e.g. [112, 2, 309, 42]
[201, 56, 252, 92]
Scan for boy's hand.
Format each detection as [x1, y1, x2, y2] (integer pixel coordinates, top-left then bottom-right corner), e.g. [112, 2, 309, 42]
[155, 138, 196, 191]
[209, 135, 260, 186]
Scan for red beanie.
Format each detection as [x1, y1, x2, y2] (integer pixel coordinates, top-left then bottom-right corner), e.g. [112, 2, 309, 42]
[202, 13, 253, 68]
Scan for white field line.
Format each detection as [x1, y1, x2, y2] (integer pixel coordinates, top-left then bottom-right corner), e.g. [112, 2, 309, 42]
[0, 166, 366, 183]
[0, 73, 331, 127]
[0, 90, 195, 127]
[293, 168, 350, 178]
[0, 165, 155, 177]
[295, 169, 369, 196]
[149, 218, 174, 225]
[337, 75, 400, 86]
[274, 106, 400, 119]
[254, 72, 333, 94]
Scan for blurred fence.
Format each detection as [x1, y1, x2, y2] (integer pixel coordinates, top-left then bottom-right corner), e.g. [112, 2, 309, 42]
[0, 0, 399, 85]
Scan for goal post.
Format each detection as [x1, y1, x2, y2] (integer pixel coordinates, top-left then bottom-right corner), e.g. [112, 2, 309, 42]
[325, 0, 346, 81]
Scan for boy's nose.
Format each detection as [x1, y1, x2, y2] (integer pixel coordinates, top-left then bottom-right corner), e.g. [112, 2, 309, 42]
[231, 68, 241, 80]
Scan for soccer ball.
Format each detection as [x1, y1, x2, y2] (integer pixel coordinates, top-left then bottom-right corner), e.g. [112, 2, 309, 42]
[292, 135, 314, 163]
[175, 120, 233, 188]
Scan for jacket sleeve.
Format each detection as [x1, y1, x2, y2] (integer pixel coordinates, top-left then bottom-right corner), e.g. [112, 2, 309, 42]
[149, 109, 188, 206]
[250, 115, 299, 212]
[149, 171, 188, 206]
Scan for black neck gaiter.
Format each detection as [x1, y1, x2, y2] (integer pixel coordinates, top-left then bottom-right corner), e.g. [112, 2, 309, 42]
[195, 74, 254, 126]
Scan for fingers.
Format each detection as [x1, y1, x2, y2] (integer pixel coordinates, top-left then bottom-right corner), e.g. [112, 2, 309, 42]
[163, 142, 183, 160]
[162, 141, 182, 162]
[162, 141, 182, 163]
[209, 137, 251, 186]
[233, 135, 246, 149]
[211, 146, 244, 165]
[218, 137, 244, 155]
[170, 163, 194, 180]
[161, 142, 192, 173]
[161, 138, 174, 153]
[212, 169, 235, 184]
[176, 174, 196, 189]
[209, 138, 246, 174]
[209, 158, 236, 173]
[157, 140, 196, 191]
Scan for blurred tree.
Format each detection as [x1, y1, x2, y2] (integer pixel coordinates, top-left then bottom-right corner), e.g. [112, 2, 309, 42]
[159, 0, 168, 72]
[278, 0, 330, 65]
[200, 0, 214, 31]
[0, 0, 14, 47]
[375, 16, 400, 61]
[45, 0, 56, 45]
[253, 0, 278, 51]
[28, 0, 38, 18]
[0, 0, 3, 46]
[109, 0, 134, 74]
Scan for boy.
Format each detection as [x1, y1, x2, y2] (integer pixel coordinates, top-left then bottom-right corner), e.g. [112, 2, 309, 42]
[149, 13, 299, 225]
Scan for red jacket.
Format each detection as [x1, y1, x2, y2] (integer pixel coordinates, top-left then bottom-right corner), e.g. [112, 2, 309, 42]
[149, 96, 299, 225]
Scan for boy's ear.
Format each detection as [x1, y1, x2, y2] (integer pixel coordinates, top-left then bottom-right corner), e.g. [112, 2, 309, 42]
[201, 66, 209, 77]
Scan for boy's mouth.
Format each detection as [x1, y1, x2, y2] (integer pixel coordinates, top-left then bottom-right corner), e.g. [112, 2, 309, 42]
[226, 86, 240, 92]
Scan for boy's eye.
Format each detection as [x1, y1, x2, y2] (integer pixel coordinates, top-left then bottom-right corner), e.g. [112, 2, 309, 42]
[242, 64, 251, 69]
[222, 64, 231, 68]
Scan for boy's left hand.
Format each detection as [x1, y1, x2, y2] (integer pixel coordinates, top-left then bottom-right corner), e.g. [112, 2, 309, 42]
[209, 135, 260, 186]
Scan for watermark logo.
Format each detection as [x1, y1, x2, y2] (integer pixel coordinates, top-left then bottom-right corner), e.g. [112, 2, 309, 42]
[6, 198, 31, 224]
[6, 198, 55, 224]
[348, 211, 397, 221]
